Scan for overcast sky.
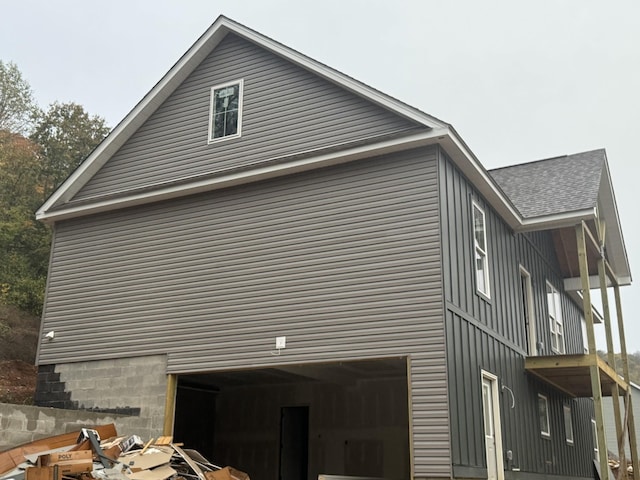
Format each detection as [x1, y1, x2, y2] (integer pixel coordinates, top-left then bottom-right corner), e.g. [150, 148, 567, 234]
[2, 1, 639, 352]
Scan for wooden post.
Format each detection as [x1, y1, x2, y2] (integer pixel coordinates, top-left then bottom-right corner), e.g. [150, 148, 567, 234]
[406, 356, 415, 480]
[163, 373, 178, 436]
[577, 223, 609, 480]
[613, 283, 640, 477]
[598, 255, 627, 478]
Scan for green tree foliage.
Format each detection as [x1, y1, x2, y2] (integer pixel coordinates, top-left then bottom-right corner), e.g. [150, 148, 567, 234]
[31, 102, 109, 197]
[0, 63, 109, 317]
[0, 61, 38, 134]
[599, 350, 640, 385]
[0, 132, 50, 314]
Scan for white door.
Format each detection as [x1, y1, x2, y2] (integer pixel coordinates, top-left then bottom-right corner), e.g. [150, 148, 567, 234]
[482, 372, 504, 480]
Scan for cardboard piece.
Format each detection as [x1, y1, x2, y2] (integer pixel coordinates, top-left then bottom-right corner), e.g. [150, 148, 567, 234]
[205, 468, 232, 480]
[25, 466, 59, 480]
[128, 465, 177, 480]
[228, 467, 250, 480]
[40, 450, 93, 475]
[204, 467, 249, 480]
[0, 424, 117, 476]
[119, 447, 172, 471]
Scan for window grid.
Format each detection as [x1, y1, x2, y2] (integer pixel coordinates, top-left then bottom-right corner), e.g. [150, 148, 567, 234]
[546, 282, 565, 354]
[208, 79, 243, 143]
[564, 404, 574, 445]
[472, 202, 490, 298]
[539, 394, 550, 438]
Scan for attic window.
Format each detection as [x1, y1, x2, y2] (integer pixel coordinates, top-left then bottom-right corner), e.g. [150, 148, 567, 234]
[208, 80, 243, 143]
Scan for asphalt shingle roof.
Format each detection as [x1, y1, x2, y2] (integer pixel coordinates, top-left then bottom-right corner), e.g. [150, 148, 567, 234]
[489, 149, 605, 219]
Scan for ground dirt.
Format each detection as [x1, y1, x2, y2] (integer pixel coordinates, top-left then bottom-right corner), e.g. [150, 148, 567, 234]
[0, 360, 37, 404]
[0, 304, 40, 405]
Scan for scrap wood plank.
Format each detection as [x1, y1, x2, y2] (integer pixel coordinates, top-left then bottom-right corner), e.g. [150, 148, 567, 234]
[154, 437, 173, 446]
[0, 424, 117, 476]
[170, 445, 207, 480]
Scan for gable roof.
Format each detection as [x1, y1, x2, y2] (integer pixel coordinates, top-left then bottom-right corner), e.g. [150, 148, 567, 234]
[34, 16, 630, 285]
[491, 149, 631, 285]
[36, 15, 521, 229]
[489, 149, 605, 219]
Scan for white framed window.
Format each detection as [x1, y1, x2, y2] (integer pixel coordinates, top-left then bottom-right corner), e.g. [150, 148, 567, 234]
[538, 394, 550, 438]
[546, 281, 565, 354]
[519, 265, 537, 355]
[564, 404, 574, 445]
[472, 202, 490, 298]
[208, 79, 243, 143]
[591, 418, 599, 460]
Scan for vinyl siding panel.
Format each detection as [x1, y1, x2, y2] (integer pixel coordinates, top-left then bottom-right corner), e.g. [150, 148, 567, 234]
[73, 33, 420, 201]
[439, 149, 594, 478]
[41, 147, 451, 478]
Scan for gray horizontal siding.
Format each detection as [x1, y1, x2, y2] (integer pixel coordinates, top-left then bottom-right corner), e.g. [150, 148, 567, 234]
[73, 33, 421, 201]
[40, 147, 450, 478]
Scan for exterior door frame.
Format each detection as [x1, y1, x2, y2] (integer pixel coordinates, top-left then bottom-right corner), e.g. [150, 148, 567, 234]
[481, 370, 505, 480]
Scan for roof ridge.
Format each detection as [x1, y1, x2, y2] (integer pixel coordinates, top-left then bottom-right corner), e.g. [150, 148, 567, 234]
[488, 148, 606, 172]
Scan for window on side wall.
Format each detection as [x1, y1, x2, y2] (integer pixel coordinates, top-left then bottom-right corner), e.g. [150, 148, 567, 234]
[472, 201, 490, 298]
[564, 404, 574, 445]
[209, 80, 243, 143]
[546, 281, 565, 354]
[538, 394, 550, 438]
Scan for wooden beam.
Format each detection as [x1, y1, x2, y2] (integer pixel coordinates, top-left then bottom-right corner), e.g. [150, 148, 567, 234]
[583, 221, 601, 255]
[163, 374, 178, 436]
[406, 356, 415, 480]
[577, 223, 610, 480]
[605, 258, 619, 287]
[598, 218, 607, 247]
[613, 284, 640, 477]
[595, 218, 627, 474]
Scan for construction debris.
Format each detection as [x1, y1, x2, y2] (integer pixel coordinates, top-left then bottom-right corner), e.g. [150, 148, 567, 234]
[0, 425, 249, 480]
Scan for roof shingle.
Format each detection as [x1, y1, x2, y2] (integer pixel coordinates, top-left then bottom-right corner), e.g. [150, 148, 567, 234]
[489, 149, 605, 219]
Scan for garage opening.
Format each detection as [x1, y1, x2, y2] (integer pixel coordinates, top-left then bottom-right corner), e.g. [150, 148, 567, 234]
[173, 357, 411, 480]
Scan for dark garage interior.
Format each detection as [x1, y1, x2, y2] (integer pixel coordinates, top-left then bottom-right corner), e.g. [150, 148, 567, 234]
[173, 358, 411, 480]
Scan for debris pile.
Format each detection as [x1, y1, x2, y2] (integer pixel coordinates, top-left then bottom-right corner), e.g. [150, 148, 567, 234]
[0, 425, 248, 480]
[608, 451, 634, 480]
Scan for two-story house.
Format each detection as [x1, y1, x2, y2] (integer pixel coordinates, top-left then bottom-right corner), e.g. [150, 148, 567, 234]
[34, 16, 635, 480]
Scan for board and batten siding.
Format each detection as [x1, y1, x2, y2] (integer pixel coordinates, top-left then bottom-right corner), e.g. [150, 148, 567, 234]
[41, 147, 451, 478]
[72, 33, 421, 202]
[438, 149, 595, 479]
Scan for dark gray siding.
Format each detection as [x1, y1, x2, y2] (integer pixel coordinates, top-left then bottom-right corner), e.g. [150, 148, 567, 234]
[439, 148, 595, 478]
[73, 33, 421, 201]
[41, 147, 451, 478]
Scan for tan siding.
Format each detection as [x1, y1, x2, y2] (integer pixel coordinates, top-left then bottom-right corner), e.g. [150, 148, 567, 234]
[73, 33, 420, 201]
[41, 147, 449, 477]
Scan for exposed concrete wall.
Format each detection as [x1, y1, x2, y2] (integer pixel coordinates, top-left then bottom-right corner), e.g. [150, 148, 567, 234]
[33, 354, 168, 443]
[0, 403, 125, 451]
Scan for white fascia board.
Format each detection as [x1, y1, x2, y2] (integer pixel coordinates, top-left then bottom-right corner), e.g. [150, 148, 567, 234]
[437, 133, 522, 228]
[37, 128, 449, 223]
[564, 275, 609, 292]
[565, 274, 631, 291]
[224, 18, 448, 129]
[37, 19, 230, 218]
[37, 16, 446, 220]
[517, 208, 597, 232]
